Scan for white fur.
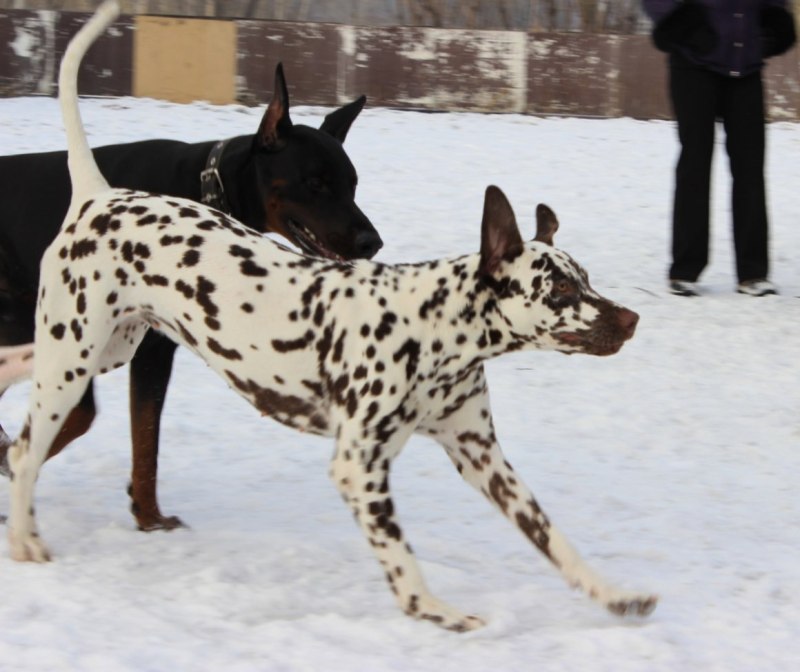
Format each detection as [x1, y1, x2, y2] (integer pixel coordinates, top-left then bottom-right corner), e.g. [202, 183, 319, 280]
[60, 0, 118, 214]
[0, 344, 34, 392]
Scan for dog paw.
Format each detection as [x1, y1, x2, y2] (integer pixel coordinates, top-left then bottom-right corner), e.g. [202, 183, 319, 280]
[409, 595, 486, 632]
[606, 593, 658, 617]
[136, 514, 187, 532]
[442, 614, 486, 633]
[8, 531, 51, 563]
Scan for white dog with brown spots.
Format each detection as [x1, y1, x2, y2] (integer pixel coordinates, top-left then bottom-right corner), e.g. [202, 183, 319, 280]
[2, 1, 657, 631]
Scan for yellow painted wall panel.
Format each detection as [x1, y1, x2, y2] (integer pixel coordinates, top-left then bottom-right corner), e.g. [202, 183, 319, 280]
[133, 16, 235, 104]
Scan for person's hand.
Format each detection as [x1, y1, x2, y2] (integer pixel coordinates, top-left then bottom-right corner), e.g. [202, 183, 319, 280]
[761, 6, 797, 58]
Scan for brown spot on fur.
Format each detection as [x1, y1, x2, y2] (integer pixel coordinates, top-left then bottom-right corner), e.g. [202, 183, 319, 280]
[224, 370, 326, 430]
[272, 330, 314, 353]
[70, 239, 97, 260]
[206, 338, 242, 361]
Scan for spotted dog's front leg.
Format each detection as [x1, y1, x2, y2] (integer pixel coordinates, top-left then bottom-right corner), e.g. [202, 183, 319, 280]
[330, 426, 485, 631]
[422, 368, 657, 618]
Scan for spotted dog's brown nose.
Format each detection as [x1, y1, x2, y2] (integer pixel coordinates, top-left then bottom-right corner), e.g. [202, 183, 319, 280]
[617, 308, 639, 340]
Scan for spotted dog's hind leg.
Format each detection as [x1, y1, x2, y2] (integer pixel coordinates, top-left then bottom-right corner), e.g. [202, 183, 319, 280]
[421, 366, 658, 618]
[8, 317, 150, 562]
[330, 423, 484, 632]
[0, 343, 95, 476]
[8, 384, 92, 562]
[0, 423, 13, 478]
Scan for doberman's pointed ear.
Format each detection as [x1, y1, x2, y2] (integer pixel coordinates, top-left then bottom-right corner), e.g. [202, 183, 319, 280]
[256, 63, 293, 150]
[480, 186, 523, 276]
[534, 204, 559, 246]
[319, 95, 366, 143]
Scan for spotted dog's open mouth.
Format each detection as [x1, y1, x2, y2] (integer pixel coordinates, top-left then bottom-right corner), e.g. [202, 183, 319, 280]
[286, 219, 345, 261]
[555, 331, 624, 357]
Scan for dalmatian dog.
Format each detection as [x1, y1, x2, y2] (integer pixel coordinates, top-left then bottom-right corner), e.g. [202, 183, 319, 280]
[5, 1, 657, 631]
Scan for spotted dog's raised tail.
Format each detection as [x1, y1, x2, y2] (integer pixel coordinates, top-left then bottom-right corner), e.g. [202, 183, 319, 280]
[0, 3, 119, 389]
[60, 0, 119, 216]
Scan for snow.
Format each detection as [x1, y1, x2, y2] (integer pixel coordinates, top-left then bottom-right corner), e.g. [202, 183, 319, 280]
[0, 95, 799, 671]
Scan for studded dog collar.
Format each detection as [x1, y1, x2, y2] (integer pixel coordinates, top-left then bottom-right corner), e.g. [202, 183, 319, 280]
[200, 139, 232, 215]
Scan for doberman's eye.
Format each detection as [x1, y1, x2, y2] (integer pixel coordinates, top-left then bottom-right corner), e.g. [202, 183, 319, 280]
[306, 176, 325, 193]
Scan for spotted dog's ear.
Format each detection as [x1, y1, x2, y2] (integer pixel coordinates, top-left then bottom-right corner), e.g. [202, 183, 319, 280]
[256, 63, 293, 151]
[534, 204, 559, 246]
[480, 185, 523, 276]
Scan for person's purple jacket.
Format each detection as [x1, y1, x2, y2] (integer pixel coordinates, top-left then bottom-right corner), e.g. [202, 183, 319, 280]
[642, 0, 796, 77]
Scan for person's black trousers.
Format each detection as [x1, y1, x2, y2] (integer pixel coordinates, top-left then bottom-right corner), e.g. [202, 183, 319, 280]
[668, 59, 769, 283]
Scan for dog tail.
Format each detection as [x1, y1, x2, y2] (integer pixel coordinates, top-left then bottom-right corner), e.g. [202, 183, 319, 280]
[59, 0, 119, 204]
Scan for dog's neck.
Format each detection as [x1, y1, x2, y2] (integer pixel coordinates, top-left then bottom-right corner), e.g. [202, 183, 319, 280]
[380, 252, 523, 379]
[210, 136, 259, 227]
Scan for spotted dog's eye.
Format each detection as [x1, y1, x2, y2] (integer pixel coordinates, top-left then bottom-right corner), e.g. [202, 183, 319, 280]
[553, 279, 577, 296]
[550, 277, 580, 306]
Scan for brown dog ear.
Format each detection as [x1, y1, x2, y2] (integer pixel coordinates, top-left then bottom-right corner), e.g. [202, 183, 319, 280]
[480, 186, 523, 276]
[256, 63, 293, 150]
[534, 204, 559, 246]
[319, 95, 366, 143]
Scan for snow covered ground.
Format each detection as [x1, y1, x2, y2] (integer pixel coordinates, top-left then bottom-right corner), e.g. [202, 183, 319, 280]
[0, 95, 798, 671]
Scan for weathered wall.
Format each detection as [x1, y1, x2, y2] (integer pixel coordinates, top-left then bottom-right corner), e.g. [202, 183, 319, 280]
[0, 1, 651, 32]
[0, 9, 133, 96]
[133, 16, 236, 104]
[1, 5, 799, 120]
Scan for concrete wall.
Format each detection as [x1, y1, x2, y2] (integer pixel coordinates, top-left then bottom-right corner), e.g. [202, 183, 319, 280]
[1, 6, 799, 120]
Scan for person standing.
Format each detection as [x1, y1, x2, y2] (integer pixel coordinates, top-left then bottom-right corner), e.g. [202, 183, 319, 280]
[643, 0, 796, 296]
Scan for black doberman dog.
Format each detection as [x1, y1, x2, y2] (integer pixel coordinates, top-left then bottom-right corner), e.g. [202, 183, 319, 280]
[0, 63, 382, 531]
